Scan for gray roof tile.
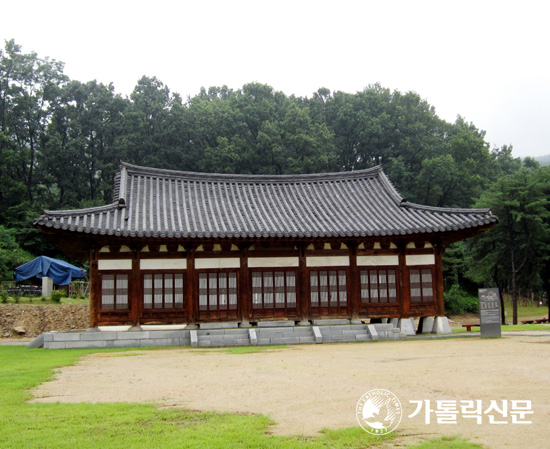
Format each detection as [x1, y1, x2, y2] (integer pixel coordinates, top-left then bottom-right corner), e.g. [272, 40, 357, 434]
[35, 162, 497, 240]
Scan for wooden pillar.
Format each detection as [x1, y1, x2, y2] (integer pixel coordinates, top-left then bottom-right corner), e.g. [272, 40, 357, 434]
[130, 248, 141, 326]
[298, 243, 309, 322]
[89, 248, 99, 328]
[434, 243, 445, 316]
[239, 245, 250, 323]
[398, 244, 410, 318]
[186, 248, 196, 324]
[348, 243, 360, 320]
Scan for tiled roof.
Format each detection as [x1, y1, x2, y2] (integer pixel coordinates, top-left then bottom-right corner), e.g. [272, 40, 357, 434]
[35, 162, 497, 240]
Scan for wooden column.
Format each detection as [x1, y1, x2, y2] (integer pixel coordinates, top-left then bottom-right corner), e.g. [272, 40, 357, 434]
[239, 245, 250, 324]
[398, 243, 410, 318]
[348, 243, 360, 320]
[89, 248, 99, 328]
[186, 248, 196, 324]
[130, 248, 141, 326]
[434, 243, 445, 316]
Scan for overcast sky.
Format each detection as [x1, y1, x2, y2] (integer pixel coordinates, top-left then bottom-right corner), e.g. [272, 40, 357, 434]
[2, 0, 549, 158]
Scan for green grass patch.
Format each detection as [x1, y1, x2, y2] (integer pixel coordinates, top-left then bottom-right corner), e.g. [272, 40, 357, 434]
[407, 435, 484, 449]
[0, 295, 89, 305]
[452, 323, 549, 333]
[502, 295, 547, 319]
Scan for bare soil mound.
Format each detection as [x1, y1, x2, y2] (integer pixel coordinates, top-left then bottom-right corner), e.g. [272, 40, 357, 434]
[0, 304, 89, 338]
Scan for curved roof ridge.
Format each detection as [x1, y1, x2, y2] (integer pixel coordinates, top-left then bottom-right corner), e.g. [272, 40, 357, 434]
[376, 169, 405, 206]
[119, 161, 383, 183]
[400, 200, 493, 215]
[39, 202, 121, 217]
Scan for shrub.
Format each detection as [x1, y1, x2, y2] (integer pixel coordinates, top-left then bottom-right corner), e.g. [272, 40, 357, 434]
[444, 284, 479, 315]
[0, 290, 8, 303]
[50, 290, 63, 303]
[0, 226, 33, 282]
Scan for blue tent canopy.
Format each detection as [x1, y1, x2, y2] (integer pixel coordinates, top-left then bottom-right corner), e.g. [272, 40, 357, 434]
[14, 256, 86, 286]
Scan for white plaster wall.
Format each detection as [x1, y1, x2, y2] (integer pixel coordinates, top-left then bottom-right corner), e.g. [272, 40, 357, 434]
[140, 259, 187, 270]
[306, 256, 349, 267]
[248, 257, 299, 268]
[98, 259, 132, 270]
[195, 258, 240, 269]
[406, 254, 435, 266]
[357, 255, 399, 266]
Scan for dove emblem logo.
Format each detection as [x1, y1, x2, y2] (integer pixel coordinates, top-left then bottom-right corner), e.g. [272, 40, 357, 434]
[356, 389, 402, 435]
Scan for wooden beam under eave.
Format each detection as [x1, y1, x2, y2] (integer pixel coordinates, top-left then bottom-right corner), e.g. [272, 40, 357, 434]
[36, 227, 93, 260]
[438, 224, 497, 247]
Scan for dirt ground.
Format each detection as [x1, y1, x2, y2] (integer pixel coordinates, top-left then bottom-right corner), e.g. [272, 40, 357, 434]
[0, 304, 89, 338]
[31, 333, 550, 449]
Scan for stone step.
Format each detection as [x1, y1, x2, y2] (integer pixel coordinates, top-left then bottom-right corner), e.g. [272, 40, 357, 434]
[312, 319, 351, 325]
[257, 320, 295, 327]
[199, 321, 240, 330]
[355, 334, 371, 341]
[198, 338, 250, 347]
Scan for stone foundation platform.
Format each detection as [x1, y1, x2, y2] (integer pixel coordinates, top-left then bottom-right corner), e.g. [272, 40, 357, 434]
[29, 317, 452, 349]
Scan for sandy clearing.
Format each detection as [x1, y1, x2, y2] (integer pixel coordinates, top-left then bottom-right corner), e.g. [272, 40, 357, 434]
[31, 334, 550, 448]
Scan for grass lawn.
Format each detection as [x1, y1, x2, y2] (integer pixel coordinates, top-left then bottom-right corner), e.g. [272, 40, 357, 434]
[0, 295, 89, 305]
[452, 323, 549, 333]
[502, 301, 548, 320]
[0, 346, 485, 449]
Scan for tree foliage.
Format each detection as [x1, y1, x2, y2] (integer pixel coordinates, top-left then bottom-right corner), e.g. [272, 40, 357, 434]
[0, 225, 32, 280]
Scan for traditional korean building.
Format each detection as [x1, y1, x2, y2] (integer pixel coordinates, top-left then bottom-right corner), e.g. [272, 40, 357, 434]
[35, 162, 497, 328]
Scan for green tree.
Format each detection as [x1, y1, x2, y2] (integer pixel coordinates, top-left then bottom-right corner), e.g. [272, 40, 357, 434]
[0, 39, 67, 223]
[0, 225, 32, 281]
[534, 166, 550, 321]
[42, 80, 127, 208]
[193, 83, 337, 175]
[412, 118, 490, 207]
[116, 76, 183, 168]
[467, 168, 550, 324]
[489, 145, 522, 179]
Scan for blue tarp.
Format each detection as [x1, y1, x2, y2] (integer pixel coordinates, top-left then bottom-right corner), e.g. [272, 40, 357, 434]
[14, 256, 86, 285]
